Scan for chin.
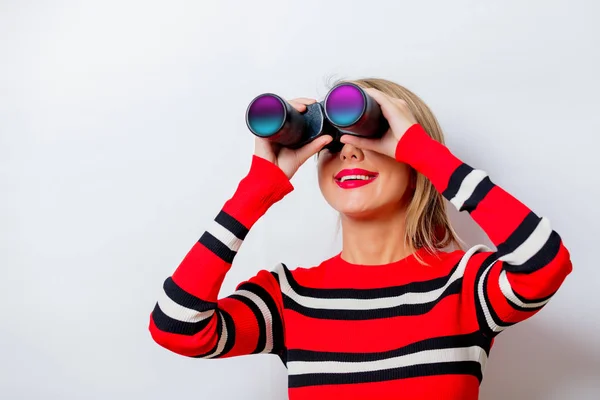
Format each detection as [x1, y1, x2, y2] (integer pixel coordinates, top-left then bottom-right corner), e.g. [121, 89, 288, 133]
[337, 203, 386, 220]
[333, 195, 407, 220]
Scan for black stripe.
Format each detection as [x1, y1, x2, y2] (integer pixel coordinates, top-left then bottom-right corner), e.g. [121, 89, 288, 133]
[151, 303, 212, 336]
[280, 261, 461, 299]
[288, 332, 491, 363]
[288, 361, 483, 388]
[473, 213, 561, 334]
[215, 210, 249, 240]
[269, 271, 288, 367]
[193, 310, 223, 358]
[278, 347, 288, 368]
[163, 277, 216, 312]
[442, 163, 473, 200]
[270, 271, 280, 284]
[503, 231, 562, 274]
[474, 253, 498, 338]
[512, 286, 556, 304]
[474, 229, 559, 336]
[505, 296, 546, 312]
[229, 294, 267, 354]
[482, 262, 516, 335]
[218, 309, 236, 357]
[199, 231, 236, 263]
[496, 212, 540, 257]
[282, 278, 463, 320]
[460, 176, 494, 213]
[237, 282, 285, 355]
[503, 276, 556, 312]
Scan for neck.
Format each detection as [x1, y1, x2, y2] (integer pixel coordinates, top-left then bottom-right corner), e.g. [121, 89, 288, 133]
[340, 203, 415, 266]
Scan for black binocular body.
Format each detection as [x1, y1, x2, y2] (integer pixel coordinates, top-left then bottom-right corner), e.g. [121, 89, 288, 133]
[245, 82, 389, 153]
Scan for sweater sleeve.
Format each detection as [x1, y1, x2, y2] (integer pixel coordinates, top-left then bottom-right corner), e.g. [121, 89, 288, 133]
[148, 155, 293, 361]
[395, 124, 573, 337]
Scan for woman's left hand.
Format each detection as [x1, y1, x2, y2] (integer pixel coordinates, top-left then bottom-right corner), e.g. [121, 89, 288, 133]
[339, 87, 418, 159]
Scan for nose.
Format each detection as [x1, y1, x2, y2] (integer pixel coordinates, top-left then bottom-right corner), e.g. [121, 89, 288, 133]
[339, 143, 365, 162]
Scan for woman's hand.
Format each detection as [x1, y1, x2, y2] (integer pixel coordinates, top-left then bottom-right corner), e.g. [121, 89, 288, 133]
[339, 88, 418, 158]
[254, 98, 333, 179]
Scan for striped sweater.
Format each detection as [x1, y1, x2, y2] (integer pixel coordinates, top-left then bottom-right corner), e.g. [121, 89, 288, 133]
[148, 124, 572, 400]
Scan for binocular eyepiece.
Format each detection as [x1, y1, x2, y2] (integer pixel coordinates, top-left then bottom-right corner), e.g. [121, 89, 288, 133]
[245, 82, 389, 153]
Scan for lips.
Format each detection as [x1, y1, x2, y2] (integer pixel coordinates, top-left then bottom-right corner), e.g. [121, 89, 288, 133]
[334, 168, 379, 189]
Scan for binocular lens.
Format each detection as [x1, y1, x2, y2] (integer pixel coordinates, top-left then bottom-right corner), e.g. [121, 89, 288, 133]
[246, 94, 286, 137]
[324, 84, 366, 127]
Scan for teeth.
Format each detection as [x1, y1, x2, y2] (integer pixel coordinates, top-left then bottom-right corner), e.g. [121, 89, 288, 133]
[339, 175, 375, 182]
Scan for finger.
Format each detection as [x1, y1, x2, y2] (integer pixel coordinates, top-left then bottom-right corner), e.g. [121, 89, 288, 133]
[288, 98, 318, 112]
[295, 135, 333, 163]
[289, 101, 308, 112]
[291, 97, 318, 105]
[362, 88, 404, 123]
[364, 88, 407, 109]
[363, 87, 396, 110]
[391, 97, 408, 105]
[390, 97, 409, 109]
[389, 97, 417, 123]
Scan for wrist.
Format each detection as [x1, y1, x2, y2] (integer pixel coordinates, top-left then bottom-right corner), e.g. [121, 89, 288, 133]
[395, 124, 433, 165]
[250, 154, 294, 185]
[394, 123, 463, 191]
[222, 155, 294, 228]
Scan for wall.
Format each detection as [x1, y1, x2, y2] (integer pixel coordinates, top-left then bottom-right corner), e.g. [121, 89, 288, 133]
[1, 1, 598, 398]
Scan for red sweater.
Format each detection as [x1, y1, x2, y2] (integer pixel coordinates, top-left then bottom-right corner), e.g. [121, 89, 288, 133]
[148, 124, 572, 400]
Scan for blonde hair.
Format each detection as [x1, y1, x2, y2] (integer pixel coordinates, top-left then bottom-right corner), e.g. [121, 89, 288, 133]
[324, 77, 464, 264]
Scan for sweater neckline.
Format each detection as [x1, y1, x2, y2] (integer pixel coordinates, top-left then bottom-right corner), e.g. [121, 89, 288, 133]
[330, 246, 433, 270]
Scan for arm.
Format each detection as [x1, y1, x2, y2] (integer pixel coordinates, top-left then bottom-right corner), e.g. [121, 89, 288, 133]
[149, 155, 293, 361]
[395, 124, 573, 337]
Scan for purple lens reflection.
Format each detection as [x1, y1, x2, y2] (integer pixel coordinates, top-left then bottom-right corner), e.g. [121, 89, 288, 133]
[247, 95, 285, 136]
[325, 84, 365, 127]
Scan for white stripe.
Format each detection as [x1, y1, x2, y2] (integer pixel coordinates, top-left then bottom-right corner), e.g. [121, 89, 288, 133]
[277, 245, 491, 311]
[288, 346, 488, 376]
[235, 289, 274, 353]
[157, 290, 214, 323]
[477, 261, 507, 333]
[208, 220, 243, 252]
[499, 270, 552, 308]
[206, 313, 229, 358]
[499, 217, 553, 266]
[450, 169, 488, 210]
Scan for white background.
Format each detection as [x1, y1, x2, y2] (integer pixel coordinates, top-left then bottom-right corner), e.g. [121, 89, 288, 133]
[1, 1, 599, 399]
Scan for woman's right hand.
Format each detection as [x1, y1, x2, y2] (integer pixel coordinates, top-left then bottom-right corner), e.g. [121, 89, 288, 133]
[254, 98, 333, 179]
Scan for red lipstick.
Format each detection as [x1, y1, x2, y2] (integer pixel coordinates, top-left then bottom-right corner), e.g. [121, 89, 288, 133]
[334, 168, 379, 189]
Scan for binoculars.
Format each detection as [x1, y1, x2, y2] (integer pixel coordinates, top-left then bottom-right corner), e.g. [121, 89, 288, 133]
[245, 82, 389, 153]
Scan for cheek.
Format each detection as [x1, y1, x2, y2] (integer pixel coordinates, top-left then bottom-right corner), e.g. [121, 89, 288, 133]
[318, 171, 336, 199]
[377, 166, 413, 201]
[317, 160, 326, 180]
[317, 163, 342, 206]
[317, 163, 331, 191]
[317, 156, 336, 187]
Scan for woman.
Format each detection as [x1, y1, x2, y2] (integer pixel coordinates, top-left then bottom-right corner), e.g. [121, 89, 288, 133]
[148, 78, 572, 399]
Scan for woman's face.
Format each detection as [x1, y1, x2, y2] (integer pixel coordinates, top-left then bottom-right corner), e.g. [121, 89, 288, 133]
[317, 143, 414, 219]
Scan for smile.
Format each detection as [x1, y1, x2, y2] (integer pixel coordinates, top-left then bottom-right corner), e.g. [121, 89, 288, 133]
[334, 168, 379, 189]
